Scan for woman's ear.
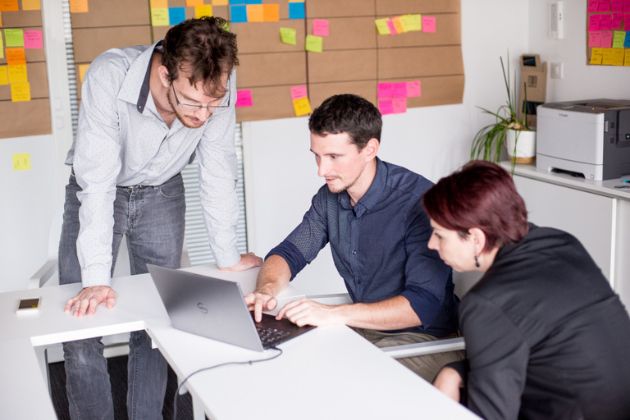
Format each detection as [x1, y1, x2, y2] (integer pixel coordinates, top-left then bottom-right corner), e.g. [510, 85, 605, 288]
[468, 227, 487, 255]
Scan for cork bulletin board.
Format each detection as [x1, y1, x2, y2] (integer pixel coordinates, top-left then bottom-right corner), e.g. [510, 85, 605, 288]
[586, 0, 630, 66]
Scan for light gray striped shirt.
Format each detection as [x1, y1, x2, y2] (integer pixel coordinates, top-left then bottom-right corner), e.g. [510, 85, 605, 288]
[65, 42, 240, 287]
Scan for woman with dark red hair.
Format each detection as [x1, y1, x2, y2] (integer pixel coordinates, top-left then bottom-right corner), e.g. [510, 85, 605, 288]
[423, 161, 630, 420]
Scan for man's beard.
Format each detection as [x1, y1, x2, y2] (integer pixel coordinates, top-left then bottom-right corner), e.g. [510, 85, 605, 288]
[167, 93, 205, 129]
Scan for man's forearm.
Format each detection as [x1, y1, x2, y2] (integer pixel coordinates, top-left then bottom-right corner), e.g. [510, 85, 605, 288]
[255, 255, 291, 296]
[335, 295, 421, 330]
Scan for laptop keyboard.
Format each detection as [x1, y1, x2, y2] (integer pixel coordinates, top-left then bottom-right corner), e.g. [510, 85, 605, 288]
[255, 323, 292, 347]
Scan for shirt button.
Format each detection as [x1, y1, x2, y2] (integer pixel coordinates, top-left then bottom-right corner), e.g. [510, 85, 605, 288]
[352, 250, 357, 255]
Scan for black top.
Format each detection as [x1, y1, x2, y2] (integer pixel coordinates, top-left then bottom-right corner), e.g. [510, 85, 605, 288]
[458, 225, 630, 420]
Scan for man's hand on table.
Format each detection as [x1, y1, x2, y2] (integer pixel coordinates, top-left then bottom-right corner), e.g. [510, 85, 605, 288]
[64, 286, 117, 317]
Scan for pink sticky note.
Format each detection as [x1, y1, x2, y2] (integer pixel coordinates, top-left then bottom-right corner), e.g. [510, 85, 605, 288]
[589, 31, 603, 47]
[391, 82, 407, 98]
[600, 14, 613, 30]
[625, 0, 630, 12]
[378, 99, 394, 115]
[236, 89, 253, 107]
[612, 13, 624, 28]
[612, 0, 624, 11]
[378, 82, 393, 98]
[601, 30, 614, 47]
[598, 0, 611, 11]
[312, 19, 329, 37]
[589, 14, 601, 30]
[406, 80, 421, 98]
[626, 15, 630, 29]
[588, 0, 600, 12]
[386, 18, 398, 35]
[422, 16, 437, 33]
[23, 29, 43, 49]
[290, 84, 308, 99]
[391, 97, 407, 114]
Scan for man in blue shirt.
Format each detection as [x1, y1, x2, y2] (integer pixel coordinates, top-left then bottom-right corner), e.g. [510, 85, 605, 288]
[246, 94, 461, 381]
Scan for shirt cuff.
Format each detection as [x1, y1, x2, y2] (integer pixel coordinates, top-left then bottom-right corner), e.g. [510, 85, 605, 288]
[401, 286, 441, 329]
[266, 240, 307, 280]
[81, 264, 112, 288]
[215, 249, 241, 269]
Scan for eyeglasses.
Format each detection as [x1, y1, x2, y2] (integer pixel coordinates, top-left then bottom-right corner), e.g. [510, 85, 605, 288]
[170, 81, 230, 113]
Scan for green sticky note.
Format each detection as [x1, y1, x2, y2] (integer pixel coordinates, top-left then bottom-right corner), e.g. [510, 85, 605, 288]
[612, 31, 626, 48]
[374, 18, 390, 35]
[401, 14, 422, 32]
[4, 28, 24, 48]
[279, 27, 296, 45]
[305, 35, 323, 53]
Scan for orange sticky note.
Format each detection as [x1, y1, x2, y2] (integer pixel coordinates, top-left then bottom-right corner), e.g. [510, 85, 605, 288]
[186, 0, 204, 6]
[78, 63, 89, 83]
[69, 0, 88, 13]
[292, 96, 311, 117]
[8, 63, 28, 83]
[0, 12, 3, 27]
[12, 153, 31, 171]
[0, 65, 8, 85]
[263, 4, 279, 22]
[247, 4, 264, 22]
[11, 81, 31, 102]
[392, 16, 406, 33]
[0, 0, 18, 12]
[150, 0, 167, 7]
[6, 47, 26, 65]
[194, 5, 213, 18]
[21, 0, 41, 10]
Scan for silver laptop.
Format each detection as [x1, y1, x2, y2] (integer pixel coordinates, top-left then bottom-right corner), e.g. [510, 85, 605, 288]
[147, 264, 315, 351]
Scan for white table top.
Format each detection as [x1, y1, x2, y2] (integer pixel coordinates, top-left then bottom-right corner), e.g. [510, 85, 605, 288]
[0, 265, 477, 420]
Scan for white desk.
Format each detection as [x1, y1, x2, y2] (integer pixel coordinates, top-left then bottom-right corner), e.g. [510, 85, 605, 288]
[0, 267, 477, 420]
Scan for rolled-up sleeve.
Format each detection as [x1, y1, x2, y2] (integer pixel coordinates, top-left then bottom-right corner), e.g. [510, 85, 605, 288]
[196, 71, 240, 268]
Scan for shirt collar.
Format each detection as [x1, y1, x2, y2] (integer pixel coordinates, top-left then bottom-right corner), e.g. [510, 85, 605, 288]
[117, 41, 162, 114]
[339, 157, 387, 217]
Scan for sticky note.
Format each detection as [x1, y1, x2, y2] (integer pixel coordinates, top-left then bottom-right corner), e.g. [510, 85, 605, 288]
[236, 89, 253, 107]
[305, 35, 323, 53]
[602, 47, 625, 65]
[598, 0, 611, 11]
[247, 4, 264, 22]
[230, 5, 247, 23]
[0, 0, 18, 12]
[78, 63, 89, 83]
[12, 153, 31, 171]
[406, 80, 421, 98]
[195, 5, 213, 18]
[612, 13, 624, 28]
[0, 32, 3, 58]
[292, 96, 311, 117]
[588, 0, 600, 12]
[401, 14, 422, 32]
[288, 2, 305, 19]
[377, 82, 393, 98]
[313, 19, 329, 36]
[24, 29, 43, 49]
[589, 14, 601, 31]
[600, 14, 613, 30]
[590, 48, 604, 64]
[589, 31, 602, 47]
[379, 98, 406, 115]
[212, 0, 228, 5]
[387, 18, 398, 35]
[262, 4, 279, 22]
[186, 0, 204, 6]
[613, 0, 624, 11]
[625, 31, 630, 47]
[151, 8, 169, 26]
[279, 27, 296, 45]
[624, 48, 630, 65]
[8, 63, 28, 82]
[150, 0, 167, 7]
[6, 48, 26, 65]
[11, 81, 31, 102]
[626, 15, 630, 30]
[169, 7, 186, 25]
[22, 0, 41, 10]
[601, 30, 614, 47]
[5, 28, 24, 47]
[422, 16, 437, 33]
[0, 65, 8, 85]
[0, 12, 3, 27]
[374, 18, 390, 35]
[69, 0, 88, 13]
[613, 30, 626, 47]
[392, 16, 405, 33]
[290, 84, 307, 99]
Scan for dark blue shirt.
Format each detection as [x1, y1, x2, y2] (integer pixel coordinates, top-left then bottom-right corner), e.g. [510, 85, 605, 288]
[268, 159, 458, 337]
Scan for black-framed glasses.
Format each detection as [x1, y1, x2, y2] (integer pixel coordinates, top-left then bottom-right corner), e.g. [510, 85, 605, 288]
[170, 81, 230, 112]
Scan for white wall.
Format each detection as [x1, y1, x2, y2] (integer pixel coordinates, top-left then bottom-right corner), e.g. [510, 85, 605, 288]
[529, 0, 630, 102]
[244, 0, 531, 296]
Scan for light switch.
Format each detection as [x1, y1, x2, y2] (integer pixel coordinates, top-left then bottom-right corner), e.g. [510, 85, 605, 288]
[550, 62, 564, 79]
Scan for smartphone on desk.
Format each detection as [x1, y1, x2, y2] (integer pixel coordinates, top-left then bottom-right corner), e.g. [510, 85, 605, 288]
[16, 297, 40, 315]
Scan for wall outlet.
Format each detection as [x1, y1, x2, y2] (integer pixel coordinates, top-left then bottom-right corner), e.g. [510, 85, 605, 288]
[550, 62, 564, 79]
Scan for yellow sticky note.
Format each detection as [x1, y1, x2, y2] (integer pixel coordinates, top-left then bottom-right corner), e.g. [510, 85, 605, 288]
[194, 5, 213, 18]
[0, 12, 3, 27]
[150, 0, 167, 7]
[11, 81, 31, 102]
[13, 153, 32, 171]
[69, 0, 89, 13]
[305, 35, 323, 53]
[0, 65, 8, 85]
[21, 0, 41, 10]
[8, 63, 27, 83]
[78, 63, 89, 83]
[279, 27, 296, 45]
[401, 14, 422, 32]
[247, 4, 264, 22]
[292, 96, 311, 117]
[186, 0, 204, 6]
[602, 48, 625, 65]
[590, 48, 604, 64]
[625, 49, 630, 66]
[374, 18, 390, 35]
[0, 31, 3, 59]
[151, 8, 169, 26]
[392, 16, 406, 33]
[212, 0, 228, 5]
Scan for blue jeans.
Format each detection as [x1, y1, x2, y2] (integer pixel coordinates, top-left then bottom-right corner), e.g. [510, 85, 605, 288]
[58, 172, 185, 420]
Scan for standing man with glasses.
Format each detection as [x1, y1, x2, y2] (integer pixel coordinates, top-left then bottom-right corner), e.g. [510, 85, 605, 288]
[59, 17, 262, 419]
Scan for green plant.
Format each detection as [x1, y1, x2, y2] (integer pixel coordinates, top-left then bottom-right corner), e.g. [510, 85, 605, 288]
[470, 54, 530, 162]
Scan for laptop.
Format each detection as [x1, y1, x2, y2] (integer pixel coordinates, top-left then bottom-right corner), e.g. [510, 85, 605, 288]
[147, 264, 315, 352]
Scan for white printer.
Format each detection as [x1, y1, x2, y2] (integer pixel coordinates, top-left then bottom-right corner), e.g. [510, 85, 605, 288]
[536, 99, 630, 180]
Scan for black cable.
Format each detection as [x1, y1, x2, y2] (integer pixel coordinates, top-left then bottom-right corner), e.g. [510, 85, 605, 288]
[172, 346, 283, 420]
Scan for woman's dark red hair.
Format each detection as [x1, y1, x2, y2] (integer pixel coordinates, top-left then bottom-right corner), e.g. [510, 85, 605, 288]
[422, 160, 528, 251]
